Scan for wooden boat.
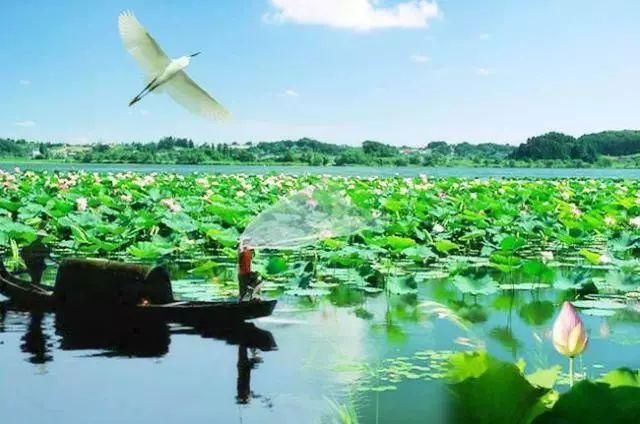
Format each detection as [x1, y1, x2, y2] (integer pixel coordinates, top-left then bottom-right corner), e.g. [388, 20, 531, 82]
[0, 259, 276, 324]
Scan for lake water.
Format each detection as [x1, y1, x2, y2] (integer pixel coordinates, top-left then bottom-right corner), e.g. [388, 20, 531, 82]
[2, 167, 640, 423]
[2, 268, 639, 423]
[2, 162, 640, 178]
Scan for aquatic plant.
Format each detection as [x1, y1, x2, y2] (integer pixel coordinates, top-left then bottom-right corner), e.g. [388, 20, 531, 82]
[447, 351, 640, 424]
[552, 302, 588, 358]
[1, 170, 639, 299]
[552, 301, 588, 386]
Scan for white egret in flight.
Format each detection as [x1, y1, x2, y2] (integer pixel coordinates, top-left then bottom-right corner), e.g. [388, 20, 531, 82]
[118, 11, 231, 121]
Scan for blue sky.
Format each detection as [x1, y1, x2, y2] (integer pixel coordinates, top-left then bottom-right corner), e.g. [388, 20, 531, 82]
[2, 0, 639, 146]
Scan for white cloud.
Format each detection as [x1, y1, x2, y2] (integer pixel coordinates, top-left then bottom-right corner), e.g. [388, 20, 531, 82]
[475, 67, 495, 77]
[410, 54, 430, 63]
[283, 89, 300, 97]
[14, 120, 36, 127]
[19, 79, 31, 86]
[479, 33, 490, 40]
[264, 0, 440, 31]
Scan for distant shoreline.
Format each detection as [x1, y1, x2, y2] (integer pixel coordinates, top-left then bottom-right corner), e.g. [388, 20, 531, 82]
[3, 131, 640, 169]
[0, 158, 638, 170]
[2, 162, 640, 179]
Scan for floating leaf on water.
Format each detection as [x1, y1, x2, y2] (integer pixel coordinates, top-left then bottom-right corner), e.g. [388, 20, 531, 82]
[452, 274, 499, 296]
[499, 283, 551, 291]
[434, 239, 459, 254]
[386, 275, 418, 295]
[526, 365, 561, 389]
[402, 245, 437, 262]
[414, 269, 450, 280]
[284, 287, 331, 297]
[580, 308, 617, 317]
[600, 368, 640, 388]
[571, 299, 626, 310]
[361, 286, 384, 294]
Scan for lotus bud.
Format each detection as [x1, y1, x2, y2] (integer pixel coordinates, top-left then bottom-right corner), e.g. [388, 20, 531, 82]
[552, 301, 588, 357]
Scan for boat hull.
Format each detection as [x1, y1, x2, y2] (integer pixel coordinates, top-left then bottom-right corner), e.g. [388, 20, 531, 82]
[0, 272, 276, 324]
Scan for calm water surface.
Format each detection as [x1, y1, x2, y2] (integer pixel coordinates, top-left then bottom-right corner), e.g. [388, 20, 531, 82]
[2, 274, 639, 423]
[1, 165, 639, 422]
[2, 162, 640, 178]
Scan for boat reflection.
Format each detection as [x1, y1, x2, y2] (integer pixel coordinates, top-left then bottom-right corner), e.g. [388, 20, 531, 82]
[21, 312, 53, 364]
[1, 301, 276, 405]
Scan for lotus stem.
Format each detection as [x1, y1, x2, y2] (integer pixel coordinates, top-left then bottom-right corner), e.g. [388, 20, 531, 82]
[569, 356, 574, 387]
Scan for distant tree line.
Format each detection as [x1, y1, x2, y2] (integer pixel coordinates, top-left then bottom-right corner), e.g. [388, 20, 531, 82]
[1, 130, 640, 167]
[510, 130, 640, 163]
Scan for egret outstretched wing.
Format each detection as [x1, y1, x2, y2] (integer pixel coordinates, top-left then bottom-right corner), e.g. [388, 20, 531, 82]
[118, 11, 170, 77]
[164, 71, 232, 121]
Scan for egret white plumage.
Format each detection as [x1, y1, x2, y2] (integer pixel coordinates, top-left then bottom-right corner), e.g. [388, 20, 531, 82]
[118, 11, 230, 121]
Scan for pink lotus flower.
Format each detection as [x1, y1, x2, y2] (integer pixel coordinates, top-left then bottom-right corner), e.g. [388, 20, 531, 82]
[552, 301, 588, 357]
[161, 198, 182, 213]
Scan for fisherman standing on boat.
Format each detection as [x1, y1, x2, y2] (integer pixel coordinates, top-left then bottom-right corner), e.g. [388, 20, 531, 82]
[237, 242, 261, 302]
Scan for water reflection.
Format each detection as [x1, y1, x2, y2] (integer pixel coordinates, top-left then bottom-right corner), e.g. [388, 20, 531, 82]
[55, 311, 171, 358]
[4, 263, 640, 423]
[1, 302, 276, 405]
[20, 313, 52, 364]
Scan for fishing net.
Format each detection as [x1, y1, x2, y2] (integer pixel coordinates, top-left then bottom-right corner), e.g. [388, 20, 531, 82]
[239, 186, 370, 250]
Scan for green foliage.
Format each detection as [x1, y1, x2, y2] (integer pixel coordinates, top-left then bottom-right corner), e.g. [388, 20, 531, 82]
[534, 380, 640, 423]
[4, 129, 640, 166]
[448, 352, 549, 424]
[452, 274, 499, 296]
[266, 256, 288, 274]
[447, 352, 640, 424]
[510, 130, 640, 163]
[0, 172, 638, 288]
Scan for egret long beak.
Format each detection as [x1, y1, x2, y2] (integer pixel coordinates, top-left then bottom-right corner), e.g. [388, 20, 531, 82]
[190, 52, 201, 57]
